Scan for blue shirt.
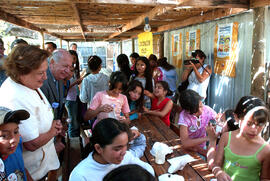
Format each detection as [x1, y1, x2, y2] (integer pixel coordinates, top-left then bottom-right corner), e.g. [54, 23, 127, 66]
[3, 137, 27, 181]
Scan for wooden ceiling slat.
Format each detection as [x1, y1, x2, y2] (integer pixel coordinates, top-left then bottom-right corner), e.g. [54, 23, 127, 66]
[71, 3, 86, 40]
[157, 8, 247, 32]
[0, 7, 62, 39]
[250, 0, 270, 8]
[177, 0, 249, 8]
[6, 0, 179, 6]
[106, 5, 172, 40]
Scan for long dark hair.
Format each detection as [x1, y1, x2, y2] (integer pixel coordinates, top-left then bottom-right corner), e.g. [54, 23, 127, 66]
[179, 89, 202, 114]
[156, 81, 173, 97]
[158, 57, 175, 71]
[68, 50, 80, 79]
[109, 71, 128, 92]
[117, 54, 132, 80]
[103, 164, 155, 181]
[234, 96, 269, 125]
[132, 56, 153, 92]
[124, 80, 144, 112]
[89, 118, 131, 154]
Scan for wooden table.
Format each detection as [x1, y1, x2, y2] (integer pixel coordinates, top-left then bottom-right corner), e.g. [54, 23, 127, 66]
[131, 115, 215, 181]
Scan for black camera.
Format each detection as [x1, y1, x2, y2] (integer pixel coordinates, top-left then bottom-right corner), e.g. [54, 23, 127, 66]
[183, 58, 200, 65]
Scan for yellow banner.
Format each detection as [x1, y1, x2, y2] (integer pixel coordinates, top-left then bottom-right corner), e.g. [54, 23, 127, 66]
[138, 32, 153, 57]
[214, 22, 238, 77]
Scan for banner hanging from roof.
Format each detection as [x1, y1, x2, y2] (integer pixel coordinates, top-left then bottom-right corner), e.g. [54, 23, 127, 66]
[214, 22, 238, 77]
[185, 29, 200, 58]
[138, 32, 153, 57]
[171, 33, 183, 68]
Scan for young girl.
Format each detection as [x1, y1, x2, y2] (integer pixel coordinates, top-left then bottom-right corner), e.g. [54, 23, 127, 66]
[124, 80, 144, 121]
[84, 71, 130, 126]
[131, 56, 154, 108]
[178, 89, 217, 156]
[144, 81, 173, 126]
[213, 96, 270, 181]
[148, 54, 163, 83]
[69, 118, 154, 181]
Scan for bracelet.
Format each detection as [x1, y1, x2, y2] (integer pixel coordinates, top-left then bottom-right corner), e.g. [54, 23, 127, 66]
[212, 166, 222, 176]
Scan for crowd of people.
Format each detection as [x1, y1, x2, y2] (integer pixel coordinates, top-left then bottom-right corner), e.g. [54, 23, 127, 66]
[0, 37, 269, 181]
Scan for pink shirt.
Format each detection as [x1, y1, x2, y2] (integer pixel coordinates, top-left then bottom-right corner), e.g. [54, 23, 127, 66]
[90, 91, 130, 122]
[178, 105, 216, 148]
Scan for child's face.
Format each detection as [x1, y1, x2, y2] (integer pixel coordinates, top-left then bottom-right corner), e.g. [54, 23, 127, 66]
[154, 83, 166, 97]
[136, 60, 146, 75]
[96, 132, 128, 164]
[0, 123, 20, 157]
[129, 86, 142, 101]
[130, 57, 136, 65]
[240, 116, 265, 139]
[110, 82, 123, 97]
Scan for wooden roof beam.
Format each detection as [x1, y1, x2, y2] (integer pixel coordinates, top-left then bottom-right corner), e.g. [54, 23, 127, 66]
[250, 0, 270, 8]
[157, 8, 247, 32]
[105, 6, 172, 41]
[71, 3, 86, 41]
[176, 0, 249, 8]
[0, 8, 62, 39]
[6, 0, 179, 6]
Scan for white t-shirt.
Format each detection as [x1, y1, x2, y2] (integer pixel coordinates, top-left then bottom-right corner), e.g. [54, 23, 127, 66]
[187, 64, 210, 98]
[0, 78, 59, 180]
[69, 151, 154, 181]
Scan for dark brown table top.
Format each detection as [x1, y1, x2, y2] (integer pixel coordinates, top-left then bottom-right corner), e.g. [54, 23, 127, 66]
[131, 115, 215, 181]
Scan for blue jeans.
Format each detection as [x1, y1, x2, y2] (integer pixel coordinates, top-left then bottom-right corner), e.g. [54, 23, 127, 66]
[65, 100, 80, 137]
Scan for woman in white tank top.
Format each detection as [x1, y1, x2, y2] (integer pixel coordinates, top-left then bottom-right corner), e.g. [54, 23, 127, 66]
[181, 50, 212, 99]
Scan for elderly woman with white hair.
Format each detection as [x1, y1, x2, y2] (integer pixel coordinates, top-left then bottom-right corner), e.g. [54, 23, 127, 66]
[0, 45, 64, 180]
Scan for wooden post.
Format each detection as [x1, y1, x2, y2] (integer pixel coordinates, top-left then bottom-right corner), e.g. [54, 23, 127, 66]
[250, 7, 266, 99]
[159, 33, 164, 58]
[132, 38, 135, 53]
[67, 41, 70, 50]
[59, 39, 63, 48]
[39, 31, 44, 49]
[120, 41, 123, 54]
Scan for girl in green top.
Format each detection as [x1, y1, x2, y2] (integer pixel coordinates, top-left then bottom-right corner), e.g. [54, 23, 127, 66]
[212, 96, 270, 181]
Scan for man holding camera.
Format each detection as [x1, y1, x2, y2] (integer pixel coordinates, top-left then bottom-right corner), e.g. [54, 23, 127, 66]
[181, 49, 212, 100]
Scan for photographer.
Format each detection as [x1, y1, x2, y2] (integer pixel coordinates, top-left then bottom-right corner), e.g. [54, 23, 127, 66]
[181, 49, 212, 100]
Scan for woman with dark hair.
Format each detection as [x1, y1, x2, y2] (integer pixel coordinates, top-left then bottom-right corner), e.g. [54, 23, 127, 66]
[148, 54, 163, 83]
[158, 57, 178, 93]
[131, 56, 154, 108]
[178, 89, 216, 156]
[69, 118, 154, 181]
[117, 54, 132, 80]
[181, 49, 211, 99]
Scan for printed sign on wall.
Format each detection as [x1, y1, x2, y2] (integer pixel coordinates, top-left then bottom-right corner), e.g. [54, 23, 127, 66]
[172, 33, 183, 68]
[214, 22, 238, 77]
[138, 32, 153, 57]
[185, 29, 200, 58]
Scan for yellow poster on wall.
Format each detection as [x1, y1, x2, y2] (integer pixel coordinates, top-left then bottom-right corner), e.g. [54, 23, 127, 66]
[171, 33, 183, 68]
[185, 29, 200, 58]
[138, 32, 153, 57]
[214, 22, 238, 77]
